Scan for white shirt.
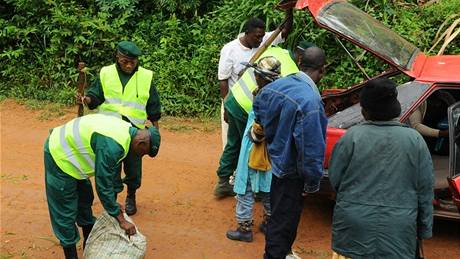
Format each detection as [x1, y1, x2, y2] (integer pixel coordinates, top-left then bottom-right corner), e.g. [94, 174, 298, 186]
[218, 31, 284, 88]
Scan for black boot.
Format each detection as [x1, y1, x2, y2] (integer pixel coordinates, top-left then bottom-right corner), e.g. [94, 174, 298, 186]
[125, 190, 137, 216]
[63, 245, 78, 259]
[259, 214, 270, 234]
[82, 224, 94, 249]
[226, 220, 253, 242]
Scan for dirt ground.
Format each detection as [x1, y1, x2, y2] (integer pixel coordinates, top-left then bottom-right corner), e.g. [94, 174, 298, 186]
[1, 99, 459, 259]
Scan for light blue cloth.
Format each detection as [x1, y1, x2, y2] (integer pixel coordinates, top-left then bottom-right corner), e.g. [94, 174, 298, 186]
[233, 110, 272, 195]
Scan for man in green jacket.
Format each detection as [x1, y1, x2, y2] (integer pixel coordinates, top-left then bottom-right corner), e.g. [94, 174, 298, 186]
[214, 46, 299, 198]
[78, 41, 161, 215]
[44, 114, 160, 259]
[328, 78, 434, 258]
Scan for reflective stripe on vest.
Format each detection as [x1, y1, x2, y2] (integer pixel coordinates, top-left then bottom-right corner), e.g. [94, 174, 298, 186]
[230, 47, 299, 113]
[49, 114, 132, 180]
[98, 64, 153, 128]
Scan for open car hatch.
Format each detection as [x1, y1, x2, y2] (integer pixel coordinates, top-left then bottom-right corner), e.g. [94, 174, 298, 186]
[297, 0, 460, 83]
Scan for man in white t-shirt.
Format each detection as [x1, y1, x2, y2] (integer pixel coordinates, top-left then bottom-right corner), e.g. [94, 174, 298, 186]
[214, 12, 293, 198]
[217, 12, 293, 149]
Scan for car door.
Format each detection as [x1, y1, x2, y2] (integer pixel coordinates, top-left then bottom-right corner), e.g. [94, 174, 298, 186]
[447, 101, 460, 214]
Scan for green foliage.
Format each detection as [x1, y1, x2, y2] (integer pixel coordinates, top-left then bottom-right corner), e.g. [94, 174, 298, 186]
[1, 0, 459, 117]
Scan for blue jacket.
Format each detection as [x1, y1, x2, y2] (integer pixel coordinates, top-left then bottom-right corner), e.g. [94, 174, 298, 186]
[253, 72, 327, 192]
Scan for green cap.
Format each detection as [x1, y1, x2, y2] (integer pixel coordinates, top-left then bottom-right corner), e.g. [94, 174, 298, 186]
[147, 126, 161, 157]
[296, 41, 316, 51]
[117, 41, 142, 58]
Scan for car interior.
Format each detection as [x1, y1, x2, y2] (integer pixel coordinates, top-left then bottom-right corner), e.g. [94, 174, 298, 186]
[403, 88, 460, 195]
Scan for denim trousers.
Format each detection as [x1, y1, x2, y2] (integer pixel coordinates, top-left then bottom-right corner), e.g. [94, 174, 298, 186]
[236, 178, 271, 222]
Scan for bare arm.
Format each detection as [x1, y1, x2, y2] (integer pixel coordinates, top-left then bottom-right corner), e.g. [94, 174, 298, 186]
[281, 9, 294, 39]
[220, 80, 229, 99]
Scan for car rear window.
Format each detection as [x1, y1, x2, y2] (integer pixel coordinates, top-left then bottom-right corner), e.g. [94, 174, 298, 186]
[328, 81, 431, 129]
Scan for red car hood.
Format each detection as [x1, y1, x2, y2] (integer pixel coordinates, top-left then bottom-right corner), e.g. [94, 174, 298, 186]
[409, 54, 460, 83]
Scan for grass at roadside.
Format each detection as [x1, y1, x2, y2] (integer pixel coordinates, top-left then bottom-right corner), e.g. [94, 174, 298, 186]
[1, 98, 220, 133]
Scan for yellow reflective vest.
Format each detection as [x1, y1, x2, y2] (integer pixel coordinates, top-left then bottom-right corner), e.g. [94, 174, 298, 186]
[230, 47, 299, 113]
[49, 114, 132, 180]
[98, 64, 153, 128]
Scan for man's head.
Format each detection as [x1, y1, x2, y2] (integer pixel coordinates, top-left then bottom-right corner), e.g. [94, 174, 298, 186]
[242, 17, 266, 49]
[293, 41, 316, 64]
[116, 41, 142, 74]
[130, 126, 161, 157]
[360, 78, 401, 121]
[298, 46, 326, 83]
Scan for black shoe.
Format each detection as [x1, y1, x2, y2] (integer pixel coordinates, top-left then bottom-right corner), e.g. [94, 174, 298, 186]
[226, 221, 253, 242]
[214, 177, 235, 198]
[125, 194, 137, 216]
[63, 245, 78, 259]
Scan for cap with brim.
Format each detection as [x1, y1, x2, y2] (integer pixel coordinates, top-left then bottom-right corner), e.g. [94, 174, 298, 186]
[360, 78, 401, 120]
[117, 41, 142, 58]
[147, 126, 161, 157]
[241, 56, 281, 81]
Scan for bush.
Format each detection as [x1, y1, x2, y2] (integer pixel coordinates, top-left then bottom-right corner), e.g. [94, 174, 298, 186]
[1, 0, 459, 117]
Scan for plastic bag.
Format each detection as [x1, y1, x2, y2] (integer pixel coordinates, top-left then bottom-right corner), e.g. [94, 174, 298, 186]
[83, 211, 147, 259]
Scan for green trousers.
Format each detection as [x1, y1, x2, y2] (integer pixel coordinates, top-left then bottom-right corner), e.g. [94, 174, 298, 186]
[217, 92, 248, 178]
[44, 140, 95, 247]
[114, 148, 142, 194]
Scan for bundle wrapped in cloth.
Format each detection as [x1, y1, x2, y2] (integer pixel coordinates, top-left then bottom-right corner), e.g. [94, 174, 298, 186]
[84, 211, 147, 259]
[248, 122, 271, 171]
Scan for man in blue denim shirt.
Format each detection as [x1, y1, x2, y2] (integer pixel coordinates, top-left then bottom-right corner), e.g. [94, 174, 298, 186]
[253, 47, 327, 259]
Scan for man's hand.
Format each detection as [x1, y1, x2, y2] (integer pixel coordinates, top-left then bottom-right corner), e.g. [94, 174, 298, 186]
[75, 93, 91, 105]
[115, 212, 137, 236]
[439, 129, 449, 138]
[119, 220, 137, 236]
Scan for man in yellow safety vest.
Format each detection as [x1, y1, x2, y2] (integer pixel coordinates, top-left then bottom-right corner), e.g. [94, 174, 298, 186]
[44, 114, 160, 259]
[78, 41, 161, 215]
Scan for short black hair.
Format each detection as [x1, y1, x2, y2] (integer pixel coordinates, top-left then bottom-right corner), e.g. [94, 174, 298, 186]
[244, 17, 265, 33]
[299, 47, 326, 71]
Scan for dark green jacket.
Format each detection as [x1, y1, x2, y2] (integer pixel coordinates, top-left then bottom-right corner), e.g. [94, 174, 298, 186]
[329, 121, 434, 259]
[86, 63, 161, 123]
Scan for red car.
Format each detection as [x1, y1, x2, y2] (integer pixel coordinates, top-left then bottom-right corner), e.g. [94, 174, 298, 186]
[293, 0, 460, 220]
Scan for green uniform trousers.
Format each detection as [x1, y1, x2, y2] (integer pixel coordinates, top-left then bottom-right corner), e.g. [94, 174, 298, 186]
[217, 92, 248, 178]
[114, 148, 142, 194]
[44, 139, 96, 247]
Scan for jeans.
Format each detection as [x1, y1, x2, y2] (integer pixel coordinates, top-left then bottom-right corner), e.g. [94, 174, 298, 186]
[236, 179, 271, 222]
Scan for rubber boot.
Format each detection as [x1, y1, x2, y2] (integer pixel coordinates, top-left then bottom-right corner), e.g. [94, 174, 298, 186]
[82, 224, 94, 249]
[259, 214, 270, 234]
[125, 189, 137, 216]
[226, 220, 253, 242]
[214, 177, 235, 198]
[63, 245, 78, 259]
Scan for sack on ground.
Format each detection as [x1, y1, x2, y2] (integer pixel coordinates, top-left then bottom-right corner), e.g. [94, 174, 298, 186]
[83, 211, 147, 259]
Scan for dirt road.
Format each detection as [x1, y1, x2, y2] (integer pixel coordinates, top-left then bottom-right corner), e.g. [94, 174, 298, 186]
[1, 100, 459, 258]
